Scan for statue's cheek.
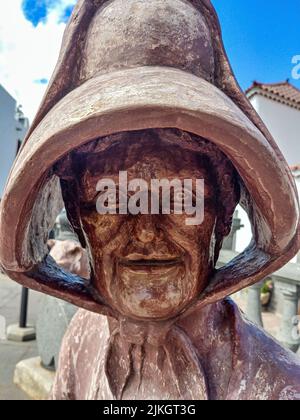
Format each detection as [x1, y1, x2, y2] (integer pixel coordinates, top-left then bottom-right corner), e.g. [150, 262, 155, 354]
[81, 212, 128, 246]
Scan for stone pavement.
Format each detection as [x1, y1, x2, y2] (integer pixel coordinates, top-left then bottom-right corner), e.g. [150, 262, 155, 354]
[0, 272, 44, 400]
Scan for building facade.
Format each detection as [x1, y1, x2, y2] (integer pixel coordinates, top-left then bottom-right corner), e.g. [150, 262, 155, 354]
[0, 85, 29, 199]
[235, 82, 300, 262]
[246, 81, 300, 166]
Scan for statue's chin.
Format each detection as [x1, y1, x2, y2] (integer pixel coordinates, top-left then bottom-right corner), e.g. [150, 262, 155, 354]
[108, 264, 193, 320]
[94, 260, 202, 320]
[110, 282, 192, 320]
[117, 294, 185, 320]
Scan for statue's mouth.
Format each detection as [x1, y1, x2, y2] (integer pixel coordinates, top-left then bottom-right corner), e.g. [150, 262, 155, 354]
[119, 257, 182, 268]
[116, 256, 184, 280]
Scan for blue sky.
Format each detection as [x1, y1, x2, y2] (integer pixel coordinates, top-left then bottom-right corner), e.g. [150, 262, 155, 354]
[1, 1, 299, 121]
[21, 0, 74, 26]
[21, 0, 300, 90]
[212, 0, 300, 90]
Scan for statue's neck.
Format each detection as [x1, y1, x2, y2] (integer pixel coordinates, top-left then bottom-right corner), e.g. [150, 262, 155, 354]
[105, 313, 210, 400]
[106, 302, 220, 347]
[107, 316, 176, 347]
[103, 300, 235, 400]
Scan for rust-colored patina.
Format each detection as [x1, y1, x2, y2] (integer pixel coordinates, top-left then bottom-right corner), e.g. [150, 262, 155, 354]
[0, 0, 299, 400]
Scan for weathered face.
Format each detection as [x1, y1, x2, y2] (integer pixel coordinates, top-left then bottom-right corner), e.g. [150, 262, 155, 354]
[76, 135, 218, 321]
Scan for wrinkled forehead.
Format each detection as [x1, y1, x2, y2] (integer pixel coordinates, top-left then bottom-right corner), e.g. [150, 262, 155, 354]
[76, 132, 208, 177]
[70, 129, 216, 202]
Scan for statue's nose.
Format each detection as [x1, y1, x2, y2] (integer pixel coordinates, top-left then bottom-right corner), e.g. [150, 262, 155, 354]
[133, 215, 158, 244]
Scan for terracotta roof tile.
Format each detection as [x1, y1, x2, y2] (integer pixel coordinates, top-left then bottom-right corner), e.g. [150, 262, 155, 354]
[246, 81, 300, 109]
[291, 164, 300, 172]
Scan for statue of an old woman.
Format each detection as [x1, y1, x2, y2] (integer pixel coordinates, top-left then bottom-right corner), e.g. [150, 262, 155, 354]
[0, 0, 299, 400]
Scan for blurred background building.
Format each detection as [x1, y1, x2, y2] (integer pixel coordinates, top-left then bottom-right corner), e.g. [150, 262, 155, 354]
[0, 85, 29, 199]
[235, 81, 300, 259]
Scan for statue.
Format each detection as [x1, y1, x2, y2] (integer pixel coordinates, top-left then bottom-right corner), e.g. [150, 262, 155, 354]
[0, 0, 299, 400]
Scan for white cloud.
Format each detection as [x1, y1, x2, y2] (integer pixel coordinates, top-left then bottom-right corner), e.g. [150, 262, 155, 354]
[0, 0, 75, 122]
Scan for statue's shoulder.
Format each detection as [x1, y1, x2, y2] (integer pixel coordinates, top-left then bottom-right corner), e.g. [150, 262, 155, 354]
[52, 309, 111, 400]
[63, 308, 110, 350]
[226, 299, 300, 400]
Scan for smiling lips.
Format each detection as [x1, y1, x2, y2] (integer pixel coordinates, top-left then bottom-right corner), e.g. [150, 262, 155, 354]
[119, 257, 182, 268]
[119, 254, 183, 273]
[117, 256, 184, 279]
[117, 257, 185, 289]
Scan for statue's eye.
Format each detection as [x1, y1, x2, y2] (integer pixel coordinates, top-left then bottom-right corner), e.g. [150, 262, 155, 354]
[173, 190, 185, 203]
[165, 189, 195, 215]
[171, 189, 196, 206]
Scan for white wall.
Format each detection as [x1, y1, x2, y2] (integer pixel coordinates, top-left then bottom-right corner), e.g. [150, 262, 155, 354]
[234, 94, 300, 263]
[296, 176, 300, 196]
[235, 206, 252, 253]
[235, 175, 300, 263]
[249, 95, 300, 167]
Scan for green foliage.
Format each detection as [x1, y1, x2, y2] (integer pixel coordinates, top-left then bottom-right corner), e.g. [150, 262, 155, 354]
[261, 279, 273, 294]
